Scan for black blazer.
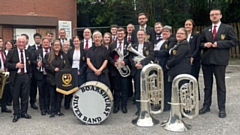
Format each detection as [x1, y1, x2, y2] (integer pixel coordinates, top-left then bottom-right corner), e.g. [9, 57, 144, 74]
[154, 37, 177, 72]
[131, 26, 155, 44]
[6, 48, 32, 85]
[167, 40, 191, 78]
[67, 48, 87, 75]
[108, 40, 130, 76]
[189, 33, 201, 62]
[44, 52, 70, 86]
[129, 42, 154, 76]
[200, 23, 238, 66]
[32, 49, 49, 80]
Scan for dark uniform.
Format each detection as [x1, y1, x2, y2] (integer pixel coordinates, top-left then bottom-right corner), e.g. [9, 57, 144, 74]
[129, 42, 154, 114]
[131, 26, 155, 44]
[109, 40, 131, 113]
[86, 45, 110, 88]
[154, 37, 176, 111]
[44, 52, 70, 116]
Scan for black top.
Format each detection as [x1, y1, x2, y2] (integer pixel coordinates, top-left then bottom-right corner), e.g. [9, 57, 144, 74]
[189, 33, 201, 62]
[86, 45, 109, 74]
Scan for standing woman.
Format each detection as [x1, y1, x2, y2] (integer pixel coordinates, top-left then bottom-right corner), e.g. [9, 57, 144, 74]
[103, 32, 112, 49]
[86, 31, 110, 88]
[44, 40, 70, 117]
[184, 19, 201, 93]
[62, 41, 71, 54]
[65, 36, 87, 110]
[166, 28, 191, 81]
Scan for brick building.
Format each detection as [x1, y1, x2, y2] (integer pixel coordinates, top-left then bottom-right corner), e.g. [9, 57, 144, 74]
[0, 0, 77, 44]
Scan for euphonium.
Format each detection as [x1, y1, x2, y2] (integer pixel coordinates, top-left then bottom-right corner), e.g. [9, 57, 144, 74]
[0, 71, 10, 99]
[161, 74, 199, 132]
[114, 47, 131, 77]
[127, 44, 153, 64]
[132, 63, 164, 127]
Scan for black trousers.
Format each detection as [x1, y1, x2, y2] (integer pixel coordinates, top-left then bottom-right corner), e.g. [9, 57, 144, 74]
[163, 71, 171, 111]
[128, 76, 134, 97]
[64, 74, 86, 109]
[48, 85, 63, 113]
[133, 69, 141, 111]
[109, 74, 115, 93]
[36, 75, 50, 111]
[112, 72, 130, 107]
[202, 65, 226, 110]
[191, 61, 201, 99]
[30, 75, 37, 105]
[11, 74, 30, 116]
[0, 83, 11, 110]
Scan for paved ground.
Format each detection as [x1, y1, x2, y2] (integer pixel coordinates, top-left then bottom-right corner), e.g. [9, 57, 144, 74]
[1, 59, 240, 135]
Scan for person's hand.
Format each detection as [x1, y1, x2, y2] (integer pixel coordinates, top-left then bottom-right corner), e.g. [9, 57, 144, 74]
[190, 57, 194, 65]
[16, 62, 24, 69]
[37, 61, 42, 67]
[212, 42, 218, 48]
[95, 69, 102, 76]
[120, 61, 125, 66]
[114, 62, 118, 67]
[166, 65, 169, 69]
[55, 67, 59, 72]
[78, 71, 80, 75]
[204, 42, 212, 48]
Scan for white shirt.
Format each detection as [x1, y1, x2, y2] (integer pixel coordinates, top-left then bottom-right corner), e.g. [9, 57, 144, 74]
[212, 22, 221, 33]
[5, 50, 8, 56]
[187, 34, 191, 42]
[138, 44, 144, 56]
[35, 44, 41, 50]
[17, 48, 27, 73]
[60, 38, 67, 45]
[154, 40, 165, 50]
[139, 24, 147, 31]
[25, 44, 30, 50]
[84, 38, 93, 49]
[72, 50, 81, 69]
[117, 40, 124, 55]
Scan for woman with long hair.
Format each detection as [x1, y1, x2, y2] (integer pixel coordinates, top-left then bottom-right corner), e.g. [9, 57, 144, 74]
[102, 32, 112, 49]
[44, 40, 70, 118]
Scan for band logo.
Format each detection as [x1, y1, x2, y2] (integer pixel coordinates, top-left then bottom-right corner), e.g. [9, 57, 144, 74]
[62, 74, 72, 87]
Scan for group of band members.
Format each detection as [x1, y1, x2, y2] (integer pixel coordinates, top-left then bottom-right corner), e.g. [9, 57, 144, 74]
[0, 8, 238, 123]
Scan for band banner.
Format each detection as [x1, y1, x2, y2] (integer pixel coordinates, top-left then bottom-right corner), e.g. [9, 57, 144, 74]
[56, 68, 78, 95]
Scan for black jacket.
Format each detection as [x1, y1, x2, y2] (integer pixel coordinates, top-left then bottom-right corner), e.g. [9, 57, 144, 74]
[189, 33, 201, 62]
[131, 26, 155, 44]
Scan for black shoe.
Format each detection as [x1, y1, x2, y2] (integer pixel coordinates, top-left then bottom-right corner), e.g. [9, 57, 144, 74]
[12, 115, 20, 123]
[41, 110, 46, 116]
[31, 104, 38, 110]
[49, 113, 55, 118]
[121, 106, 127, 114]
[199, 107, 210, 115]
[113, 106, 119, 114]
[56, 112, 64, 116]
[2, 108, 12, 113]
[46, 109, 50, 114]
[219, 109, 226, 118]
[135, 111, 140, 115]
[21, 113, 32, 119]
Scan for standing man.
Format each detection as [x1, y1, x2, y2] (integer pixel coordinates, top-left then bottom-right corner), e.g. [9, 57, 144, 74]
[80, 28, 93, 50]
[46, 31, 54, 46]
[131, 13, 155, 44]
[199, 8, 238, 118]
[154, 22, 163, 44]
[109, 28, 130, 114]
[125, 24, 135, 44]
[6, 36, 32, 122]
[32, 33, 42, 50]
[110, 25, 118, 42]
[59, 28, 68, 45]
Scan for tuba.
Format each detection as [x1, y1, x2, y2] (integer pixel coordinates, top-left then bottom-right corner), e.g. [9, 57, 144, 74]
[161, 74, 199, 132]
[0, 71, 10, 99]
[132, 63, 164, 127]
[127, 44, 153, 64]
[114, 47, 131, 77]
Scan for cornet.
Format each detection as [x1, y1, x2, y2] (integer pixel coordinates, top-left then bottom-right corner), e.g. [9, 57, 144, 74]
[113, 47, 131, 77]
[132, 63, 164, 127]
[36, 54, 43, 71]
[161, 74, 199, 132]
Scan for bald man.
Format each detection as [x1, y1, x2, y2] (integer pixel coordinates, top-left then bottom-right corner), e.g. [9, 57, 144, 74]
[6, 36, 32, 123]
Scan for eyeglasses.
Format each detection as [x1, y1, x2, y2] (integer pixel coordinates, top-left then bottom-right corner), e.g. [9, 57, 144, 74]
[210, 13, 221, 16]
[176, 33, 185, 35]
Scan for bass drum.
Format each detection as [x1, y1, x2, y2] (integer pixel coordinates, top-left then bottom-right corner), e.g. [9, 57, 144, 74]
[72, 81, 113, 125]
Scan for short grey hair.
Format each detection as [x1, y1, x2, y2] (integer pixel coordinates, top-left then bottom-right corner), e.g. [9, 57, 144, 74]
[92, 31, 102, 38]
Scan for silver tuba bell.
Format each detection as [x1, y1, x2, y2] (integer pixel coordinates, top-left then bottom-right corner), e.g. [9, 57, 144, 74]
[161, 74, 199, 132]
[113, 47, 131, 77]
[132, 63, 164, 127]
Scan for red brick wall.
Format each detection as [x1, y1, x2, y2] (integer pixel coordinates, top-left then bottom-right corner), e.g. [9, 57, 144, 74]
[2, 27, 13, 41]
[0, 0, 77, 29]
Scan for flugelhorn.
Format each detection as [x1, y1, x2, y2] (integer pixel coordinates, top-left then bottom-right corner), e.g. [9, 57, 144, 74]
[132, 63, 164, 127]
[161, 74, 199, 132]
[113, 47, 131, 77]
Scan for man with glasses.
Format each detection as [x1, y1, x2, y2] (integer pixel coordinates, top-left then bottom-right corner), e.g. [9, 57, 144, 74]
[199, 8, 238, 118]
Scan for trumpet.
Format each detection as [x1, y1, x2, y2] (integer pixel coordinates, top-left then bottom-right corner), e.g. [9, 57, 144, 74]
[127, 44, 153, 64]
[113, 47, 131, 77]
[36, 54, 43, 71]
[132, 63, 164, 127]
[161, 74, 199, 132]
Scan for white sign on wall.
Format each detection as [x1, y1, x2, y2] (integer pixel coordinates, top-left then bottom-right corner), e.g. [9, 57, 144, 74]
[58, 20, 72, 40]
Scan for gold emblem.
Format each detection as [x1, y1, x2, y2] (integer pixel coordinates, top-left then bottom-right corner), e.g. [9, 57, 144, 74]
[147, 35, 150, 39]
[82, 57, 85, 61]
[165, 44, 168, 49]
[64, 60, 66, 64]
[62, 74, 72, 87]
[143, 47, 146, 50]
[145, 51, 149, 56]
[221, 34, 225, 40]
[28, 60, 31, 65]
[173, 50, 177, 55]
